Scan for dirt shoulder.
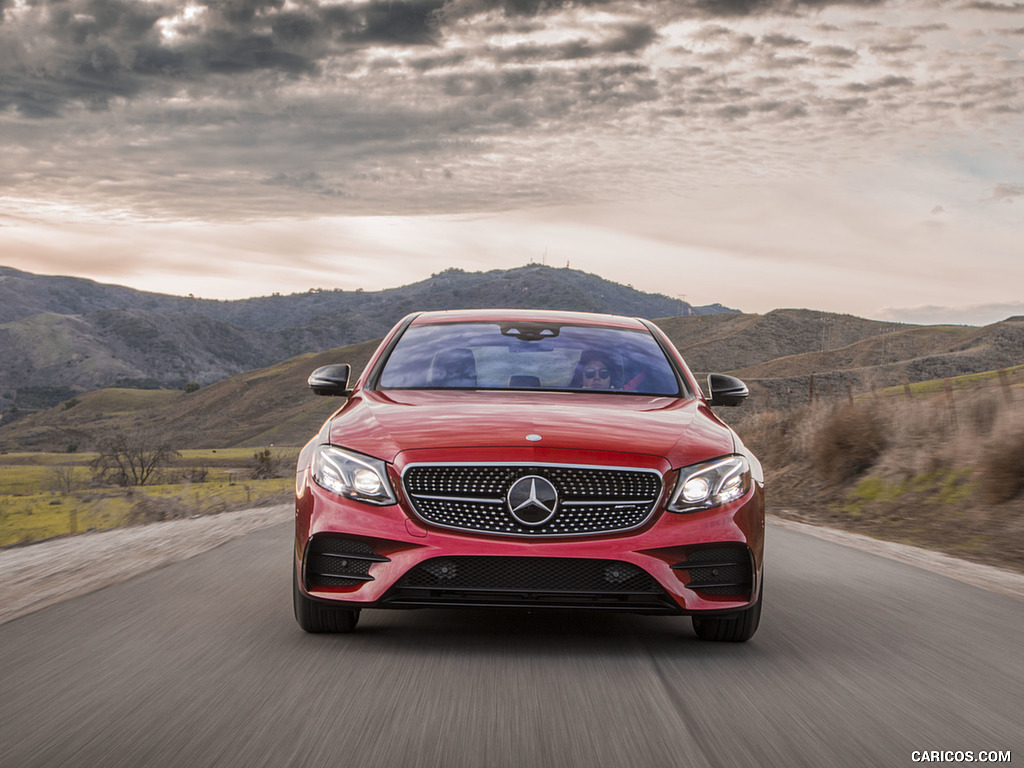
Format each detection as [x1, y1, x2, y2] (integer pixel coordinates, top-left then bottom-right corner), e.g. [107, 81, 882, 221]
[2, 506, 1022, 627]
[771, 517, 1024, 602]
[0, 504, 290, 626]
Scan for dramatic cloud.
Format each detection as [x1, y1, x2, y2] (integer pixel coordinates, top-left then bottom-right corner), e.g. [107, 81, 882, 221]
[0, 0, 1021, 322]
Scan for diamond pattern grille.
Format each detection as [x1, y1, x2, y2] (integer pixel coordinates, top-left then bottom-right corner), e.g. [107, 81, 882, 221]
[403, 464, 662, 537]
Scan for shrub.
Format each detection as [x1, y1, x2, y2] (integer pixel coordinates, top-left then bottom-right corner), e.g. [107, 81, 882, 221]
[251, 449, 282, 480]
[741, 408, 796, 468]
[980, 431, 1024, 504]
[182, 466, 209, 483]
[812, 403, 890, 483]
[184, 381, 201, 393]
[127, 496, 191, 525]
[966, 398, 998, 436]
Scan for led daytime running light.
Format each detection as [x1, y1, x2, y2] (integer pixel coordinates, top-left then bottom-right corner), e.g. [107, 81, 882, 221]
[669, 455, 750, 513]
[311, 445, 396, 505]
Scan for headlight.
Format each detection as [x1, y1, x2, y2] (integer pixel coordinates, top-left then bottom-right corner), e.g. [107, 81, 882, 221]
[311, 445, 396, 505]
[667, 455, 751, 513]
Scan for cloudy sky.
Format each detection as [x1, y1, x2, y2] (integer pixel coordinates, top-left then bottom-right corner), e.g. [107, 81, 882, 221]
[1, 0, 1022, 324]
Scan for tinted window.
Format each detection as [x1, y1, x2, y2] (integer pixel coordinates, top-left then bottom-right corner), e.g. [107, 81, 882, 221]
[378, 322, 683, 396]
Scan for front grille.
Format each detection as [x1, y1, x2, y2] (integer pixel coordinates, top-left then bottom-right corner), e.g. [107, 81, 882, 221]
[382, 556, 678, 612]
[671, 546, 752, 597]
[305, 537, 390, 588]
[403, 463, 663, 537]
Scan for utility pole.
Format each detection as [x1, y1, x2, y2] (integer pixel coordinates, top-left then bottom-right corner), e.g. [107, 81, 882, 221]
[821, 317, 835, 352]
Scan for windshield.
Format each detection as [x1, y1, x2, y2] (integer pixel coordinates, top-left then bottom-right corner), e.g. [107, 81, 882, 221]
[377, 321, 684, 396]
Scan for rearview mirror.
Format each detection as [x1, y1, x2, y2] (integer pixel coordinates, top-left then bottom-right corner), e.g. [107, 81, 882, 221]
[308, 364, 352, 397]
[707, 373, 748, 407]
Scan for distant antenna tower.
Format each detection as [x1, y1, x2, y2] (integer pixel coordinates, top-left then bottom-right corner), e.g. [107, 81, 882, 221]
[542, 247, 547, 266]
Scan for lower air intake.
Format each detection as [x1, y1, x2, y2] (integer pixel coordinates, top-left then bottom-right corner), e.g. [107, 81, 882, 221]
[672, 546, 753, 597]
[382, 556, 678, 613]
[305, 537, 389, 589]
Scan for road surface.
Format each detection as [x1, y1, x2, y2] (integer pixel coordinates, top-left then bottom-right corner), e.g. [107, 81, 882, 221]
[0, 521, 1019, 767]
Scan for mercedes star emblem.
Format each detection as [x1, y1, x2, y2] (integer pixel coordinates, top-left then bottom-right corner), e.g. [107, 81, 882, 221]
[506, 475, 559, 526]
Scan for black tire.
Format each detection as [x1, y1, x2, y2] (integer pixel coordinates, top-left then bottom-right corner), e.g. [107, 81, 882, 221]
[293, 567, 361, 633]
[691, 586, 762, 643]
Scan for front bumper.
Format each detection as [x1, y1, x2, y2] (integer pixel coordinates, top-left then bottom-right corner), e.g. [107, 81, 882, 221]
[295, 466, 764, 615]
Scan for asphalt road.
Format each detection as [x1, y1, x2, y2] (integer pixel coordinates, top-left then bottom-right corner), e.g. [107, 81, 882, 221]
[1, 522, 1020, 768]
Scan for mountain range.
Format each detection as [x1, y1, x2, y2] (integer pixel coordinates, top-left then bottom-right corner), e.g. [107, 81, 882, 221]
[0, 264, 734, 414]
[1, 302, 1021, 452]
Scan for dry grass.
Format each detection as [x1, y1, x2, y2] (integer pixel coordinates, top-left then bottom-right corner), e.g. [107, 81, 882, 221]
[981, 431, 1024, 504]
[737, 383, 1024, 573]
[811, 403, 889, 483]
[0, 479, 294, 547]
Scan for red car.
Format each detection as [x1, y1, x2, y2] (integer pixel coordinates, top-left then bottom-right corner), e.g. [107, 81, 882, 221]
[294, 309, 764, 641]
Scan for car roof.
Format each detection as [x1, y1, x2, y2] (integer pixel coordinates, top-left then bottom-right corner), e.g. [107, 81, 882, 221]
[407, 309, 649, 330]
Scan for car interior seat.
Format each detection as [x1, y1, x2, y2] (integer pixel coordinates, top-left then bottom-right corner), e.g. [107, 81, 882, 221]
[508, 375, 542, 388]
[429, 348, 478, 387]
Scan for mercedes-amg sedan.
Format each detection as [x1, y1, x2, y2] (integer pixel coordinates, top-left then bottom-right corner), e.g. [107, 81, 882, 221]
[294, 309, 764, 641]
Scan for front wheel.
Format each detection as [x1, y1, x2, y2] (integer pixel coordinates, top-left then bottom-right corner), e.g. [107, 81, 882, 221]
[691, 587, 762, 643]
[293, 566, 361, 633]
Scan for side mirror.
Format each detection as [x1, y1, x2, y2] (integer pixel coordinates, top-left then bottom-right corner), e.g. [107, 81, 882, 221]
[308, 364, 352, 397]
[707, 373, 748, 407]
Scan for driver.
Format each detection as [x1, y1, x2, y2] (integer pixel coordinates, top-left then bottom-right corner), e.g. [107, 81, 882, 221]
[570, 350, 619, 390]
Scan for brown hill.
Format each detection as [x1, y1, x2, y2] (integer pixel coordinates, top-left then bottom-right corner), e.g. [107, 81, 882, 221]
[0, 310, 285, 400]
[2, 312, 1022, 453]
[0, 338, 382, 452]
[725, 316, 1024, 409]
[657, 309, 902, 373]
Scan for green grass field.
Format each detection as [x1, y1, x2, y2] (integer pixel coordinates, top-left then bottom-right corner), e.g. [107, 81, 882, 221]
[876, 364, 1024, 398]
[0, 448, 297, 547]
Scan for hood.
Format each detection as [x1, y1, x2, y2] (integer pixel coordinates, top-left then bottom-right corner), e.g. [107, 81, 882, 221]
[327, 390, 735, 466]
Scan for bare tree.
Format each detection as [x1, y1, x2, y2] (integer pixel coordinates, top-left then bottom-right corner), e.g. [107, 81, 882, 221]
[91, 431, 181, 487]
[47, 464, 78, 494]
[181, 466, 209, 483]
